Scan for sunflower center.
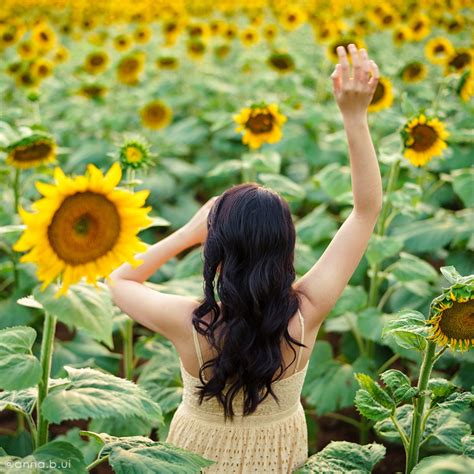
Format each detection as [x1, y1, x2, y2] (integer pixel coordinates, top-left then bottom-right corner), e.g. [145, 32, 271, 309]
[370, 81, 386, 104]
[47, 191, 121, 265]
[121, 58, 139, 74]
[450, 52, 470, 70]
[39, 31, 49, 42]
[246, 113, 274, 133]
[13, 143, 52, 162]
[438, 300, 474, 341]
[146, 105, 165, 121]
[410, 124, 438, 151]
[269, 55, 293, 71]
[287, 14, 296, 23]
[434, 44, 446, 54]
[383, 14, 393, 24]
[407, 63, 422, 78]
[125, 147, 143, 163]
[413, 21, 423, 32]
[90, 55, 104, 66]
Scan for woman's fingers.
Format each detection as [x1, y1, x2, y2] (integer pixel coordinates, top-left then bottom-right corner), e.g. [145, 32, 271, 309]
[368, 60, 380, 88]
[337, 46, 350, 84]
[359, 48, 370, 84]
[330, 64, 341, 92]
[348, 44, 361, 82]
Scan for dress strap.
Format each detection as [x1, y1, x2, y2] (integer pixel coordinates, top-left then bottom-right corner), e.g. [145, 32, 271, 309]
[192, 325, 206, 381]
[294, 308, 305, 374]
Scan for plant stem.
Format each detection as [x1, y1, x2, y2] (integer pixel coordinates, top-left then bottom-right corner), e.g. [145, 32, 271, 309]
[391, 415, 409, 451]
[405, 340, 437, 473]
[377, 353, 401, 374]
[12, 168, 21, 288]
[359, 418, 370, 444]
[87, 455, 110, 471]
[325, 412, 362, 429]
[123, 318, 134, 380]
[36, 311, 57, 447]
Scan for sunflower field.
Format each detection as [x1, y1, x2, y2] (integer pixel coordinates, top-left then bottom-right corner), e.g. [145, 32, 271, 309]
[0, 0, 473, 472]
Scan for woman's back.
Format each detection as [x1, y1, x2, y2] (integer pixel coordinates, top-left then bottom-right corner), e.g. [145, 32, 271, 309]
[166, 308, 320, 473]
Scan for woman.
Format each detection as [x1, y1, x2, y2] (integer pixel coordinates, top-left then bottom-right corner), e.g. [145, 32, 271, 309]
[107, 44, 382, 473]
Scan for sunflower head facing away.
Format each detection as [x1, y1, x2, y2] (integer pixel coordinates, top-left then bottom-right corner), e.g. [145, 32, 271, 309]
[119, 135, 153, 170]
[427, 274, 474, 352]
[267, 51, 295, 74]
[401, 113, 449, 167]
[401, 61, 428, 83]
[13, 162, 153, 297]
[6, 134, 56, 169]
[233, 102, 287, 150]
[140, 100, 173, 130]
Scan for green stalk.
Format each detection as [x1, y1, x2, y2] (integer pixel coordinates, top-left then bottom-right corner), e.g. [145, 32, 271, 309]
[12, 168, 21, 288]
[123, 318, 134, 380]
[405, 340, 437, 473]
[36, 311, 57, 447]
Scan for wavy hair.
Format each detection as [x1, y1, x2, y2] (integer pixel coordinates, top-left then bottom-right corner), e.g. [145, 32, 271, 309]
[191, 183, 306, 421]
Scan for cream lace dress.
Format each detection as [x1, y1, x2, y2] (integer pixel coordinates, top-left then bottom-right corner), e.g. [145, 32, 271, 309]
[165, 309, 309, 473]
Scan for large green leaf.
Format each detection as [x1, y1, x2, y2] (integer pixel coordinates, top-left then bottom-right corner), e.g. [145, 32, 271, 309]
[436, 392, 474, 414]
[389, 252, 438, 283]
[295, 441, 386, 473]
[354, 389, 392, 422]
[314, 163, 352, 203]
[382, 309, 429, 351]
[295, 205, 338, 247]
[258, 173, 306, 202]
[0, 326, 41, 390]
[33, 282, 113, 348]
[452, 169, 474, 208]
[137, 338, 183, 415]
[80, 431, 215, 473]
[380, 369, 418, 405]
[41, 366, 163, 426]
[412, 455, 474, 474]
[328, 286, 368, 318]
[366, 235, 405, 266]
[355, 374, 394, 409]
[0, 441, 86, 474]
[375, 404, 413, 444]
[0, 387, 37, 415]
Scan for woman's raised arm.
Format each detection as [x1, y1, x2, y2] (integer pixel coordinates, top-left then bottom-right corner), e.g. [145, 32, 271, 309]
[294, 44, 383, 329]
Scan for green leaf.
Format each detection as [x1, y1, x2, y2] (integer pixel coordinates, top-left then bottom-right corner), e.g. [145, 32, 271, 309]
[243, 152, 281, 174]
[380, 369, 418, 404]
[429, 378, 458, 402]
[0, 387, 37, 415]
[89, 416, 154, 437]
[412, 455, 474, 473]
[295, 205, 338, 246]
[137, 338, 183, 415]
[329, 286, 368, 318]
[258, 173, 306, 202]
[0, 440, 87, 474]
[174, 248, 203, 279]
[423, 410, 472, 453]
[355, 374, 395, 409]
[390, 252, 438, 283]
[440, 266, 465, 285]
[354, 390, 392, 421]
[206, 159, 242, 179]
[382, 309, 429, 351]
[452, 168, 474, 207]
[436, 392, 474, 414]
[33, 282, 113, 348]
[366, 235, 404, 266]
[375, 405, 413, 444]
[0, 326, 42, 390]
[295, 441, 386, 473]
[80, 431, 215, 473]
[315, 163, 352, 202]
[41, 366, 163, 426]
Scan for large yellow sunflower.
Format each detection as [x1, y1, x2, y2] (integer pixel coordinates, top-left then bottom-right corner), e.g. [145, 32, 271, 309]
[140, 100, 173, 130]
[401, 113, 449, 167]
[17, 40, 37, 60]
[392, 25, 412, 46]
[368, 77, 394, 112]
[6, 134, 56, 169]
[425, 37, 454, 65]
[31, 23, 56, 52]
[13, 163, 153, 297]
[117, 52, 146, 85]
[187, 39, 206, 60]
[30, 58, 54, 80]
[408, 14, 431, 41]
[279, 6, 307, 31]
[240, 27, 259, 47]
[444, 48, 472, 75]
[427, 279, 473, 352]
[233, 103, 287, 150]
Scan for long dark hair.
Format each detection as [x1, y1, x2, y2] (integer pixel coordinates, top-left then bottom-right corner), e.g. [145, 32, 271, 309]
[192, 183, 306, 421]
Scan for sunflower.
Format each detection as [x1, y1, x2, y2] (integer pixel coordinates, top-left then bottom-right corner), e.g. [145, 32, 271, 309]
[214, 44, 231, 60]
[13, 163, 153, 297]
[6, 134, 56, 169]
[140, 100, 172, 130]
[392, 25, 412, 45]
[262, 24, 278, 42]
[187, 39, 206, 59]
[267, 51, 295, 74]
[401, 113, 450, 167]
[84, 50, 109, 74]
[6, 61, 22, 76]
[53, 45, 70, 64]
[30, 58, 54, 80]
[162, 19, 182, 46]
[209, 19, 224, 36]
[444, 48, 472, 75]
[78, 83, 108, 100]
[371, 7, 399, 29]
[17, 40, 37, 60]
[0, 27, 20, 48]
[427, 278, 473, 352]
[368, 77, 393, 112]
[456, 68, 473, 103]
[401, 61, 428, 83]
[117, 52, 146, 85]
[233, 103, 287, 150]
[425, 37, 455, 65]
[31, 23, 56, 52]
[156, 55, 179, 70]
[134, 25, 152, 44]
[313, 21, 340, 43]
[443, 14, 465, 34]
[113, 33, 132, 52]
[240, 27, 259, 47]
[14, 69, 40, 89]
[187, 23, 210, 41]
[119, 135, 153, 170]
[222, 23, 238, 41]
[279, 6, 307, 31]
[408, 14, 431, 41]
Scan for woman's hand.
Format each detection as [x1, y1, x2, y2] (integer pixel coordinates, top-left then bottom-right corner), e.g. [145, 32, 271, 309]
[180, 196, 219, 246]
[330, 44, 379, 119]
